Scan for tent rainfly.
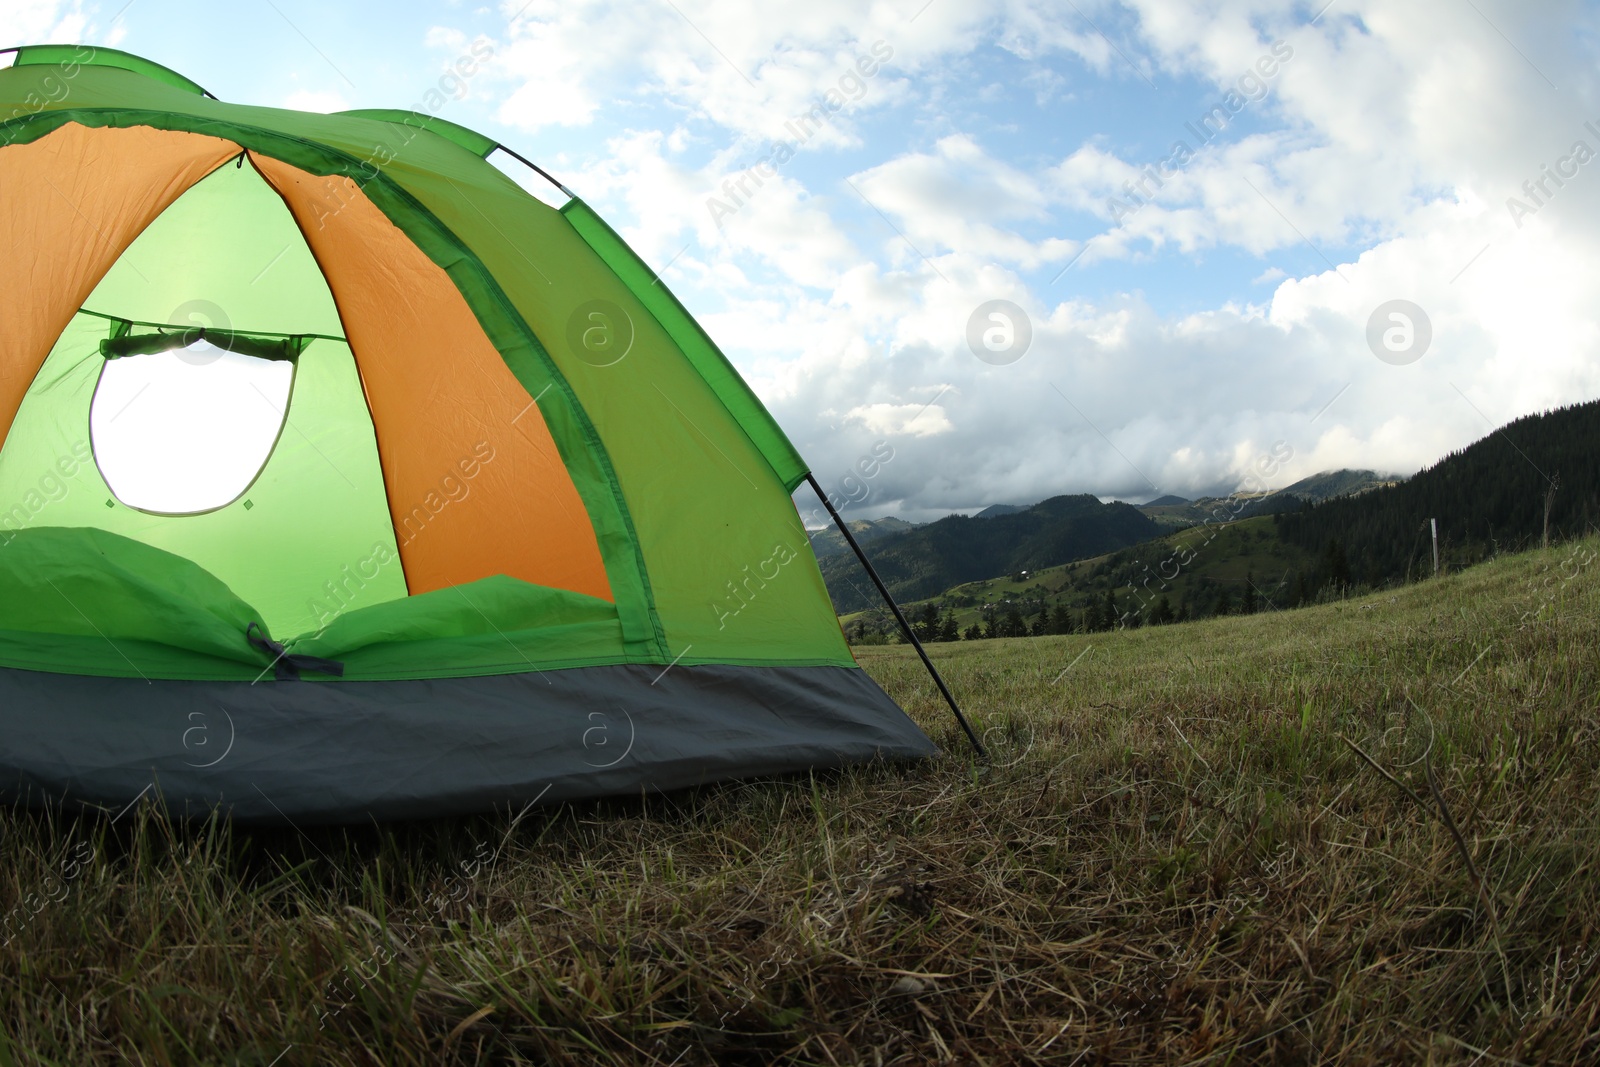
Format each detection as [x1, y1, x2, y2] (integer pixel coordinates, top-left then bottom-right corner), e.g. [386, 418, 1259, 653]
[0, 44, 950, 822]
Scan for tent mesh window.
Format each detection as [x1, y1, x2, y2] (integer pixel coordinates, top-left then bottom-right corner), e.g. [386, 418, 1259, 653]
[89, 336, 298, 515]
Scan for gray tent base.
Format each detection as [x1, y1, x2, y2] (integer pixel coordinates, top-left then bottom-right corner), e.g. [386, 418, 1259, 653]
[0, 663, 937, 823]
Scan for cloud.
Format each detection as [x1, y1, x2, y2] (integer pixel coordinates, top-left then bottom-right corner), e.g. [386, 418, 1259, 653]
[485, 0, 1127, 142]
[851, 134, 1080, 270]
[0, 0, 89, 48]
[843, 400, 954, 437]
[436, 1, 1600, 520]
[280, 89, 351, 113]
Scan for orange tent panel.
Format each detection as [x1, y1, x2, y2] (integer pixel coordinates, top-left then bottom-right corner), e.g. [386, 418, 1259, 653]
[0, 123, 239, 447]
[252, 154, 613, 603]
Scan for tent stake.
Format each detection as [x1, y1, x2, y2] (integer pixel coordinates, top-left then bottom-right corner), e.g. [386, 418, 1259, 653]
[805, 474, 986, 759]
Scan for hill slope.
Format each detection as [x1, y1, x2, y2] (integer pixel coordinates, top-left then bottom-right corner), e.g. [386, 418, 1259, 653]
[1240, 468, 1399, 517]
[806, 516, 920, 558]
[1280, 398, 1600, 584]
[1135, 469, 1396, 528]
[818, 494, 1159, 612]
[845, 512, 1319, 640]
[858, 402, 1600, 632]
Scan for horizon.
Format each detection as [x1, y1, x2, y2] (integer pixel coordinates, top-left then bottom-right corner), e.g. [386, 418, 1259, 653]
[807, 467, 1393, 529]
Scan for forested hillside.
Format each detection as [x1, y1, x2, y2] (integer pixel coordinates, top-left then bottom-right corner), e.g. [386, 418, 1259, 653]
[1279, 399, 1600, 584]
[817, 494, 1159, 612]
[838, 400, 1599, 643]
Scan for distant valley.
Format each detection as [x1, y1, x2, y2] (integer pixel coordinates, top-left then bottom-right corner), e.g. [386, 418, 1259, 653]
[811, 469, 1401, 614]
[814, 398, 1600, 637]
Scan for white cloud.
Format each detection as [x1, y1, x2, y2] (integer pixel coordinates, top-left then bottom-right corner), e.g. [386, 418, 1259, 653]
[484, 0, 1121, 142]
[0, 1, 86, 46]
[280, 89, 351, 113]
[0, 0, 93, 51]
[442, 0, 1600, 517]
[851, 134, 1079, 269]
[844, 400, 953, 437]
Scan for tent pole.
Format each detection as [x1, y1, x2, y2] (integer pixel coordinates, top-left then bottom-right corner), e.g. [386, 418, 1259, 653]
[491, 144, 577, 200]
[805, 474, 986, 759]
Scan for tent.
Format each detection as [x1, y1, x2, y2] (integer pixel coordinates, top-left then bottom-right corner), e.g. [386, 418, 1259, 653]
[0, 45, 942, 822]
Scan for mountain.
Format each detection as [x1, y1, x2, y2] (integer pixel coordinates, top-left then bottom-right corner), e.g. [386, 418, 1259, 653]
[1240, 469, 1399, 517]
[806, 516, 920, 558]
[1137, 497, 1225, 528]
[842, 512, 1317, 639]
[1277, 468, 1398, 502]
[974, 504, 1028, 519]
[1132, 470, 1397, 529]
[1278, 399, 1600, 584]
[818, 494, 1160, 613]
[837, 400, 1600, 629]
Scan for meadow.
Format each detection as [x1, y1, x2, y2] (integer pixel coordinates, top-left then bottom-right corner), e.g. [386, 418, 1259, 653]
[1, 536, 1597, 1064]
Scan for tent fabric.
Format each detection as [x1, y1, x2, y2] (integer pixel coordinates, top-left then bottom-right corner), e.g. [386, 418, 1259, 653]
[0, 123, 239, 449]
[0, 662, 936, 823]
[80, 152, 346, 339]
[0, 526, 269, 675]
[560, 198, 810, 492]
[336, 109, 499, 158]
[3, 315, 407, 640]
[0, 527, 628, 681]
[7, 44, 210, 97]
[0, 48, 937, 821]
[253, 153, 614, 604]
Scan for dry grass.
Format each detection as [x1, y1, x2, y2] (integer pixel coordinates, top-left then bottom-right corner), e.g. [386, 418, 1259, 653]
[2, 536, 1598, 1065]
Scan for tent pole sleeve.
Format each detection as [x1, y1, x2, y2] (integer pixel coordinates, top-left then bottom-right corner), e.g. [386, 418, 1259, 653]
[805, 473, 986, 759]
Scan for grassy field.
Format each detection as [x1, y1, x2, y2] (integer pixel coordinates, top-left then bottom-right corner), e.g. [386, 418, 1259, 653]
[2, 537, 1598, 1064]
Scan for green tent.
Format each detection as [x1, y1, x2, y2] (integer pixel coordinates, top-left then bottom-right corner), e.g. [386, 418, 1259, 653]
[0, 45, 936, 822]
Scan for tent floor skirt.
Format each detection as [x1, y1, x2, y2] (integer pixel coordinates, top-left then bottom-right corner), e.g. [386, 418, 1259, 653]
[0, 663, 937, 823]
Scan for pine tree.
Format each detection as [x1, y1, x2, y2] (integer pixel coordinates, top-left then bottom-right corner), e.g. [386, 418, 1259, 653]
[1102, 589, 1118, 631]
[1003, 607, 1026, 637]
[915, 601, 940, 641]
[1242, 573, 1257, 615]
[1275, 400, 1600, 588]
[963, 622, 983, 641]
[1151, 595, 1173, 625]
[1031, 608, 1048, 636]
[1324, 538, 1351, 595]
[939, 611, 960, 643]
[1215, 588, 1233, 616]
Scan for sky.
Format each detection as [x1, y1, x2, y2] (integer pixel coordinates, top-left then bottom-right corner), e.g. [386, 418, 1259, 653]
[6, 0, 1600, 522]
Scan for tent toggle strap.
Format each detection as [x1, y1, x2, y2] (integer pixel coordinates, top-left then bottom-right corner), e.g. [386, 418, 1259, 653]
[805, 473, 986, 760]
[247, 622, 344, 681]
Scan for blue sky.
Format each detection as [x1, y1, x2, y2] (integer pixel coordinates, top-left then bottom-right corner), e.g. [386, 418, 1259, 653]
[8, 0, 1600, 521]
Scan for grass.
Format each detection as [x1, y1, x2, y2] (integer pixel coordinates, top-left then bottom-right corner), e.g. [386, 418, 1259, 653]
[2, 536, 1598, 1064]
